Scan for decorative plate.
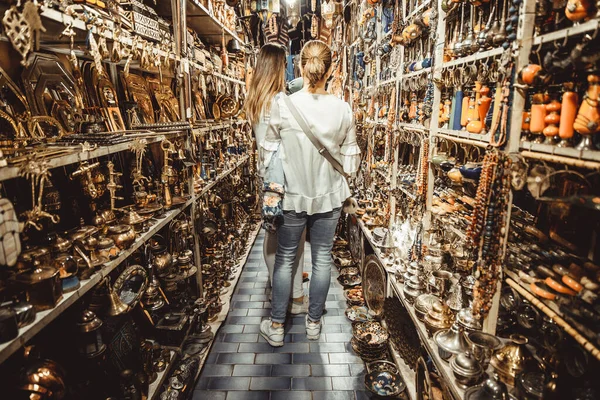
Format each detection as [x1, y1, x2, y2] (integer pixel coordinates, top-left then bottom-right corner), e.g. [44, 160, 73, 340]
[353, 321, 389, 345]
[363, 255, 386, 317]
[339, 266, 360, 276]
[347, 214, 364, 270]
[365, 361, 406, 397]
[337, 274, 362, 288]
[344, 288, 364, 305]
[345, 305, 373, 322]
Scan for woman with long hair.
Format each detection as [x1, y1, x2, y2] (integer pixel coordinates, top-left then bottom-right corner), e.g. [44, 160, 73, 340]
[259, 40, 360, 347]
[246, 43, 308, 314]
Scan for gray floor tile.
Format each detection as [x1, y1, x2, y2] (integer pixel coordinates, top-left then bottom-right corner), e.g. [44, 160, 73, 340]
[326, 300, 348, 309]
[227, 316, 262, 325]
[270, 364, 311, 377]
[241, 272, 259, 278]
[232, 301, 264, 309]
[224, 333, 259, 343]
[237, 282, 255, 288]
[250, 376, 292, 390]
[329, 353, 363, 364]
[193, 390, 227, 400]
[206, 377, 250, 390]
[310, 364, 351, 376]
[271, 391, 312, 400]
[247, 308, 271, 317]
[349, 364, 365, 376]
[250, 294, 270, 301]
[199, 364, 234, 378]
[204, 351, 218, 364]
[226, 392, 270, 400]
[332, 376, 364, 390]
[292, 353, 330, 364]
[321, 324, 342, 333]
[325, 333, 353, 342]
[211, 342, 240, 353]
[194, 377, 210, 390]
[227, 309, 248, 317]
[323, 316, 351, 325]
[232, 365, 272, 376]
[310, 342, 346, 353]
[218, 325, 244, 334]
[255, 353, 292, 364]
[340, 324, 353, 333]
[237, 288, 267, 295]
[312, 391, 355, 400]
[324, 308, 342, 316]
[216, 352, 256, 364]
[254, 282, 269, 288]
[238, 342, 275, 353]
[287, 324, 306, 334]
[242, 324, 261, 333]
[291, 377, 332, 390]
[354, 390, 378, 399]
[291, 333, 326, 343]
[231, 294, 252, 301]
[273, 342, 309, 353]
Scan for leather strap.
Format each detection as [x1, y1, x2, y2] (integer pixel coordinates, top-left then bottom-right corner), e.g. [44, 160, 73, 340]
[283, 95, 350, 179]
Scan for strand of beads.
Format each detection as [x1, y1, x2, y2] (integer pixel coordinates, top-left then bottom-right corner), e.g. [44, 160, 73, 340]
[470, 152, 512, 319]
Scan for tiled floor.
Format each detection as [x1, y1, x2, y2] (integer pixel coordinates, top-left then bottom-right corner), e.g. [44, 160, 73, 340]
[193, 232, 374, 400]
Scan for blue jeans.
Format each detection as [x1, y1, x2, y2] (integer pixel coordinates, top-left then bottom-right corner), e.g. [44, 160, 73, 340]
[271, 208, 341, 324]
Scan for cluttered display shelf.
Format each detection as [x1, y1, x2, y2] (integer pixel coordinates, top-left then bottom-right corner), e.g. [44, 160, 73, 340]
[520, 141, 600, 169]
[155, 0, 242, 45]
[374, 168, 418, 200]
[0, 131, 183, 183]
[0, 197, 194, 364]
[147, 221, 261, 400]
[504, 270, 600, 362]
[0, 153, 251, 365]
[435, 128, 491, 148]
[388, 275, 465, 400]
[357, 218, 465, 400]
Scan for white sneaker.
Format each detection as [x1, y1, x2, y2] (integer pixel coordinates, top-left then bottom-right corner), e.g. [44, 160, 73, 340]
[305, 315, 322, 340]
[289, 296, 309, 315]
[260, 319, 284, 347]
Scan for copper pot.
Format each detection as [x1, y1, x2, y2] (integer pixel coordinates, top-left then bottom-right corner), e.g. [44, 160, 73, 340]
[14, 260, 63, 311]
[424, 300, 454, 337]
[107, 225, 136, 250]
[490, 334, 534, 386]
[19, 359, 66, 399]
[151, 245, 173, 276]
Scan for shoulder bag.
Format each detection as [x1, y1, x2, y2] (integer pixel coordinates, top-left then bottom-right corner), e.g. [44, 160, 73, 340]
[282, 96, 358, 214]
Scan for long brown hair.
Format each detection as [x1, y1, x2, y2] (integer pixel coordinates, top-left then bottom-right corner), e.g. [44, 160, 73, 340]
[300, 40, 332, 92]
[245, 44, 287, 124]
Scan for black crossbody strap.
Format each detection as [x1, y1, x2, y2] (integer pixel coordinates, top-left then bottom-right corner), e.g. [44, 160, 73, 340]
[283, 95, 349, 179]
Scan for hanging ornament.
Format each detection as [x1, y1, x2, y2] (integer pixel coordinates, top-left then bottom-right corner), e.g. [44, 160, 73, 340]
[311, 0, 317, 12]
[311, 14, 319, 38]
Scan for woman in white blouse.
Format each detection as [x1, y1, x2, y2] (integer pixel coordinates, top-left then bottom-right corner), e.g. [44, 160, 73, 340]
[260, 40, 361, 347]
[245, 44, 308, 315]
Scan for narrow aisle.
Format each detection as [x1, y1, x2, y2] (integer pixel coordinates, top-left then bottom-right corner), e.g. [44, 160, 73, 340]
[193, 231, 373, 400]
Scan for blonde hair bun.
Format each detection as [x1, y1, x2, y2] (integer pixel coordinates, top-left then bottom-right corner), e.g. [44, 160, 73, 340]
[300, 40, 332, 91]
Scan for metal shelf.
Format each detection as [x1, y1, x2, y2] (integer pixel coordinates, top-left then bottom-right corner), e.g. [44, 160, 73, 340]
[405, 0, 432, 21]
[0, 197, 195, 364]
[195, 155, 250, 198]
[186, 0, 243, 45]
[533, 19, 600, 45]
[388, 275, 464, 400]
[398, 122, 429, 132]
[435, 129, 490, 148]
[213, 72, 245, 85]
[439, 47, 504, 69]
[40, 7, 174, 61]
[401, 67, 432, 80]
[148, 350, 177, 400]
[380, 78, 397, 86]
[520, 140, 600, 163]
[1, 133, 177, 182]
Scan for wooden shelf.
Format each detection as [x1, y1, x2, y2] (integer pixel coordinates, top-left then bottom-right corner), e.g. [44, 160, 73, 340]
[186, 0, 243, 45]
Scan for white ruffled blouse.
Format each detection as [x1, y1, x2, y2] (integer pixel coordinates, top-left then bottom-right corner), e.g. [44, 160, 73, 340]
[259, 90, 361, 215]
